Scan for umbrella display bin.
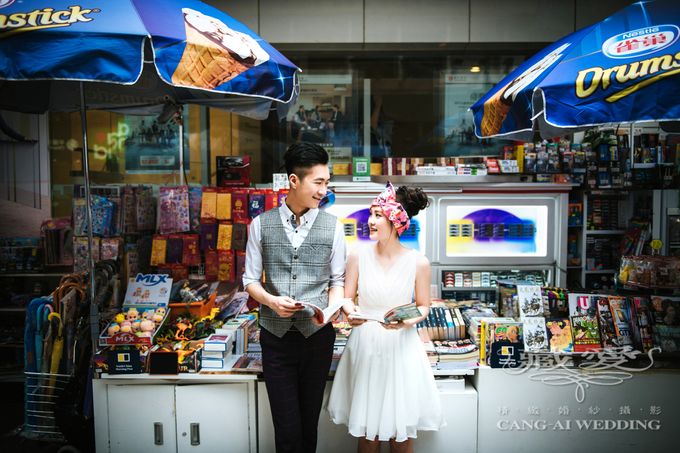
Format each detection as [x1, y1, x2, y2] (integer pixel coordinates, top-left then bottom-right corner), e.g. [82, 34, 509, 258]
[23, 371, 71, 441]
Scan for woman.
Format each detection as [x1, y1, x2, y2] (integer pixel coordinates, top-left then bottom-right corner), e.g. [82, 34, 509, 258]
[328, 182, 443, 453]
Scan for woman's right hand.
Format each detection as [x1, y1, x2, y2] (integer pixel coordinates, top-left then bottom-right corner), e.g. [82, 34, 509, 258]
[344, 304, 366, 327]
[267, 295, 303, 318]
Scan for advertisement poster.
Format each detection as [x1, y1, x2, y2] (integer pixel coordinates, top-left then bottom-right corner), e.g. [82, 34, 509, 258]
[123, 273, 173, 307]
[445, 205, 548, 257]
[123, 115, 187, 174]
[324, 202, 426, 254]
[443, 72, 510, 156]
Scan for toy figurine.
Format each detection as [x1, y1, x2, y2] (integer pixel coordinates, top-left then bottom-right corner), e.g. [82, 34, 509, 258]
[114, 313, 125, 324]
[126, 307, 139, 322]
[140, 319, 155, 332]
[132, 319, 142, 332]
[120, 320, 132, 333]
[142, 309, 155, 320]
[107, 322, 120, 336]
[152, 307, 166, 323]
[179, 283, 201, 303]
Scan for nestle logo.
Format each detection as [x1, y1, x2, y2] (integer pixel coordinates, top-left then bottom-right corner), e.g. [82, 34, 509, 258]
[603, 25, 679, 59]
[0, 0, 15, 9]
[135, 274, 168, 286]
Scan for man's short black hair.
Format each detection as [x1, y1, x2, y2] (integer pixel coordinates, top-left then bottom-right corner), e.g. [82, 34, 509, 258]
[283, 142, 329, 178]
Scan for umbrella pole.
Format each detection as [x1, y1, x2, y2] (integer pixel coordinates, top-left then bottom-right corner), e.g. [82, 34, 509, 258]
[79, 82, 99, 356]
[179, 114, 185, 185]
[630, 122, 635, 170]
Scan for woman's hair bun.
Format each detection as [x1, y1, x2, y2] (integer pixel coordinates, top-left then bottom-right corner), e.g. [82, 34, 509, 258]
[395, 186, 429, 218]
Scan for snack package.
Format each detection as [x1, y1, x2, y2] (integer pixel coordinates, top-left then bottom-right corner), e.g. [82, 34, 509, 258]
[231, 189, 249, 221]
[150, 235, 168, 266]
[204, 249, 219, 281]
[74, 236, 100, 273]
[216, 189, 232, 220]
[100, 237, 122, 261]
[232, 220, 248, 251]
[165, 235, 184, 264]
[276, 190, 288, 207]
[136, 187, 156, 231]
[199, 220, 218, 251]
[235, 250, 246, 287]
[182, 234, 201, 266]
[200, 187, 217, 220]
[188, 186, 203, 232]
[217, 222, 233, 251]
[264, 189, 278, 211]
[248, 190, 266, 219]
[159, 186, 190, 234]
[218, 250, 235, 282]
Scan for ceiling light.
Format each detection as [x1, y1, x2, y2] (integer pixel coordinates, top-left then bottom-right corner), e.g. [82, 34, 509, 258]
[470, 66, 481, 73]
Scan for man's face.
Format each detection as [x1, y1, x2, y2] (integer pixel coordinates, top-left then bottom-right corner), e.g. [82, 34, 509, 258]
[290, 164, 330, 210]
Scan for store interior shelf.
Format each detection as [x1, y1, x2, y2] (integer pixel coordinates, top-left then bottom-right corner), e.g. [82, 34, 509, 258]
[585, 230, 626, 235]
[0, 307, 25, 313]
[0, 272, 67, 277]
[432, 368, 476, 376]
[585, 269, 617, 274]
[441, 286, 497, 292]
[0, 342, 23, 348]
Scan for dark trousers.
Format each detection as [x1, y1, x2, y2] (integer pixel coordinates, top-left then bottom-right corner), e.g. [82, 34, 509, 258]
[260, 324, 336, 453]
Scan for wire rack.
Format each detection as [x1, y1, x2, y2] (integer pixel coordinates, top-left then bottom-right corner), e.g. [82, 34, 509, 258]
[22, 371, 71, 441]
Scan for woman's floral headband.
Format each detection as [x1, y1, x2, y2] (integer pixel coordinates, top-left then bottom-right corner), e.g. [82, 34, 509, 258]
[371, 182, 410, 236]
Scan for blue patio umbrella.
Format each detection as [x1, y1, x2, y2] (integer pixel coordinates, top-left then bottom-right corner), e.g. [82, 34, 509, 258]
[0, 0, 300, 349]
[0, 0, 299, 117]
[471, 0, 680, 140]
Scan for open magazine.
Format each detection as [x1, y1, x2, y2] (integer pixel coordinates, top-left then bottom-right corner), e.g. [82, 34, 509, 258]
[295, 298, 351, 325]
[349, 303, 423, 324]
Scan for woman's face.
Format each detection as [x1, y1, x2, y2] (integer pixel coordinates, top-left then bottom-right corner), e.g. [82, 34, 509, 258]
[368, 206, 394, 241]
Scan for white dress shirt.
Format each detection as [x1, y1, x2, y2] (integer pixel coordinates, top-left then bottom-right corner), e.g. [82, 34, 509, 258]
[243, 201, 346, 289]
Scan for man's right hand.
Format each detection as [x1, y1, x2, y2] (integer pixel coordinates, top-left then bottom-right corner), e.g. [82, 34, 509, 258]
[267, 295, 304, 318]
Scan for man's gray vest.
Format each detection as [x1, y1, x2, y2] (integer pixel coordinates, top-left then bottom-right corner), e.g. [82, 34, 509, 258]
[259, 208, 336, 338]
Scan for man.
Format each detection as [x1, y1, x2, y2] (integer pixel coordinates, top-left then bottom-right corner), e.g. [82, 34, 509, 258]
[328, 104, 343, 141]
[243, 142, 346, 453]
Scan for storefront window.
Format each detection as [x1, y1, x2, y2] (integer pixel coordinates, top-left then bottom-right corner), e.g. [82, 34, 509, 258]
[49, 106, 207, 217]
[46, 52, 539, 193]
[217, 51, 537, 183]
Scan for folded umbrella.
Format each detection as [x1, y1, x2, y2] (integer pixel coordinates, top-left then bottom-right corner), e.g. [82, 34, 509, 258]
[24, 298, 48, 373]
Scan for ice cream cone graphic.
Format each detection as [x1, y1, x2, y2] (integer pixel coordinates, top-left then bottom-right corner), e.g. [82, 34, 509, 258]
[479, 42, 572, 137]
[172, 8, 269, 90]
[480, 86, 512, 137]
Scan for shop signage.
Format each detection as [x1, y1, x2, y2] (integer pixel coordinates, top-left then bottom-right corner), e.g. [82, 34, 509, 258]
[603, 25, 679, 59]
[503, 346, 661, 403]
[0, 5, 101, 33]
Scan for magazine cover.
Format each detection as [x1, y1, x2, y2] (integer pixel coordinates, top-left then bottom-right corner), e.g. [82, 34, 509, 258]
[488, 322, 524, 368]
[517, 285, 544, 317]
[568, 293, 596, 317]
[523, 316, 549, 352]
[651, 296, 680, 353]
[546, 319, 573, 353]
[595, 296, 617, 349]
[632, 297, 655, 352]
[571, 315, 602, 352]
[608, 296, 633, 347]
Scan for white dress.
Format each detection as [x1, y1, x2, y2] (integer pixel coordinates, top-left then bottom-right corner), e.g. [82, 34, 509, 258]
[327, 245, 444, 442]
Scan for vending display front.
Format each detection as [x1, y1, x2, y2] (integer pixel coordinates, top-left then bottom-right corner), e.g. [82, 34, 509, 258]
[322, 189, 430, 256]
[434, 193, 566, 307]
[329, 182, 569, 306]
